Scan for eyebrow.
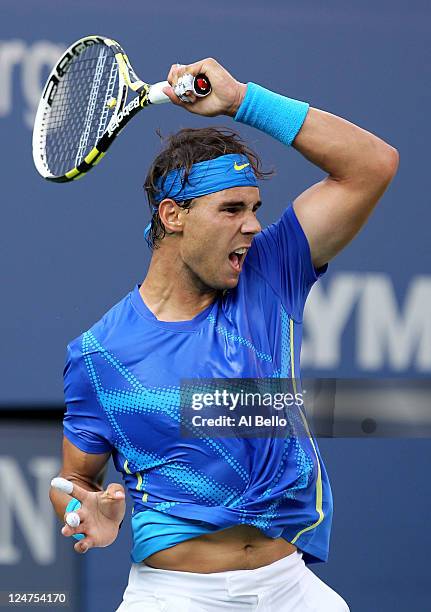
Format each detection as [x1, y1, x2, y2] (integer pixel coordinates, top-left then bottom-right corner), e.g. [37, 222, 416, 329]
[219, 200, 262, 210]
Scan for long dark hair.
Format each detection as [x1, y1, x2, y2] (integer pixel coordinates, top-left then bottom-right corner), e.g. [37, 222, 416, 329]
[143, 127, 273, 249]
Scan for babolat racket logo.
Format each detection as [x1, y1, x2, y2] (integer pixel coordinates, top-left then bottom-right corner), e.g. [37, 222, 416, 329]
[107, 95, 140, 137]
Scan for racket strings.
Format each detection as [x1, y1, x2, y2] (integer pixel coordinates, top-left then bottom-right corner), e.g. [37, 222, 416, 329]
[97, 60, 119, 142]
[74, 48, 108, 167]
[42, 45, 118, 176]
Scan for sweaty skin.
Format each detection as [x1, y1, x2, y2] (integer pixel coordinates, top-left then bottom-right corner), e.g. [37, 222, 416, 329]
[144, 526, 297, 572]
[51, 58, 398, 569]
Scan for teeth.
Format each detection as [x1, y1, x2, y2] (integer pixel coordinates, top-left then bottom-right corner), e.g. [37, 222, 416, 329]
[234, 248, 247, 255]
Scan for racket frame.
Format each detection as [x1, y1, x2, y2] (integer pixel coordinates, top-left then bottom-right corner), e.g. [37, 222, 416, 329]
[33, 35, 173, 183]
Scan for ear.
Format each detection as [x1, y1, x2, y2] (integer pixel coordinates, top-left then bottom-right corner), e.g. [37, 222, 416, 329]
[158, 199, 185, 235]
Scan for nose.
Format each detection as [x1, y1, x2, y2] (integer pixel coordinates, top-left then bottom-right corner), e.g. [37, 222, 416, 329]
[241, 211, 261, 235]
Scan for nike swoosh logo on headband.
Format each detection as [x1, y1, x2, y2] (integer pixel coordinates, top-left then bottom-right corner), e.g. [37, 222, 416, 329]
[234, 162, 250, 171]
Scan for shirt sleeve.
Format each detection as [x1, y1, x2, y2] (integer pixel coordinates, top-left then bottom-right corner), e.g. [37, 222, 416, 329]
[63, 339, 114, 454]
[246, 204, 328, 321]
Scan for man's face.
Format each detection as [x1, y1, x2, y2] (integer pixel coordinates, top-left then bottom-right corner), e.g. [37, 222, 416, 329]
[178, 186, 262, 290]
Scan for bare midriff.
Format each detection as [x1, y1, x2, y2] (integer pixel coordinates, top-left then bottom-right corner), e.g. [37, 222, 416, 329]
[144, 525, 297, 573]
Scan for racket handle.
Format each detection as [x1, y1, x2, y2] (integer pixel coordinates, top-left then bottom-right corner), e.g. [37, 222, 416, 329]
[148, 81, 171, 104]
[148, 74, 212, 105]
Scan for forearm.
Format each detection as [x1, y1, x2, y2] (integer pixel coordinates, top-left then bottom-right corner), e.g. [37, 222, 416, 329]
[293, 107, 396, 182]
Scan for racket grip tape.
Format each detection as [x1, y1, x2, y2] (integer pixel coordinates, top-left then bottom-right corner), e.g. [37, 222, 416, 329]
[148, 74, 212, 105]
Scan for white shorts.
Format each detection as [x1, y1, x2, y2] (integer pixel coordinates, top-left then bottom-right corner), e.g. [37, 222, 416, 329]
[116, 551, 350, 611]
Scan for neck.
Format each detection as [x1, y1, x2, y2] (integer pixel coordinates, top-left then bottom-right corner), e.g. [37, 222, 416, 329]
[139, 244, 218, 322]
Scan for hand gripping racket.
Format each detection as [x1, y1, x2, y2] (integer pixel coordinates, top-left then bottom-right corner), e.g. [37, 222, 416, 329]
[32, 35, 211, 182]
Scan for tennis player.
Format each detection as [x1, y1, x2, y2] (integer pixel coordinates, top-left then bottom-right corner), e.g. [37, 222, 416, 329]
[50, 59, 398, 611]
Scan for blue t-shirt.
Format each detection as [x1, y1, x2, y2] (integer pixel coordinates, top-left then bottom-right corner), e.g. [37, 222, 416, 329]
[63, 205, 333, 564]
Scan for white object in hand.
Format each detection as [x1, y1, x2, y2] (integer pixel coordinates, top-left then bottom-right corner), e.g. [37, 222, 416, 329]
[66, 512, 81, 528]
[51, 477, 74, 495]
[175, 74, 195, 103]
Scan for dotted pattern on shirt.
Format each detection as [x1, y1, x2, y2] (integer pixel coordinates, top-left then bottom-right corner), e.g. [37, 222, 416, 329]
[280, 306, 291, 377]
[82, 330, 248, 483]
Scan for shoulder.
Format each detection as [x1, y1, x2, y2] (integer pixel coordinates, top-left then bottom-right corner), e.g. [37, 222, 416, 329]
[66, 287, 137, 361]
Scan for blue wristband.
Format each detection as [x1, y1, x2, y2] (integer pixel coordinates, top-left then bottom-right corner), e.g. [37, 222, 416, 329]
[65, 498, 85, 541]
[234, 82, 309, 146]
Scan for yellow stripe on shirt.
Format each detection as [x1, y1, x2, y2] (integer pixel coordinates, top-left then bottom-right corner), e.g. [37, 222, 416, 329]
[289, 318, 324, 544]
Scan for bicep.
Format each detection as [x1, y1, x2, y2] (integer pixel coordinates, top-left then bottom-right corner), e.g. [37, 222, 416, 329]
[293, 169, 394, 268]
[61, 436, 111, 491]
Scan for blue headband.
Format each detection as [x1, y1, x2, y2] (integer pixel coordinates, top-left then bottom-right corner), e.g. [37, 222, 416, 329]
[144, 153, 258, 246]
[154, 153, 258, 203]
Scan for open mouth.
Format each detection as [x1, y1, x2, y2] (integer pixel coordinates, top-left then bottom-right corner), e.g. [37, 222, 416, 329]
[228, 247, 248, 273]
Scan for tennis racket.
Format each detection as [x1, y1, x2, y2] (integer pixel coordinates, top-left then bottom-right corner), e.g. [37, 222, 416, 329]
[32, 35, 211, 183]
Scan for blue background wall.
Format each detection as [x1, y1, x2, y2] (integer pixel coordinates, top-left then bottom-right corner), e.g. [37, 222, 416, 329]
[0, 1, 430, 610]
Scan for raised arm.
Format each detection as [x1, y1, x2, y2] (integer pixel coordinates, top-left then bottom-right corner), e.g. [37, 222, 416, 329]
[163, 58, 399, 268]
[290, 109, 398, 267]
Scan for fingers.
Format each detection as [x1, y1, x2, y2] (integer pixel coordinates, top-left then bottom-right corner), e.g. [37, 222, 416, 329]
[62, 507, 85, 537]
[98, 483, 126, 525]
[167, 62, 205, 105]
[61, 522, 81, 537]
[103, 482, 125, 501]
[167, 62, 185, 87]
[65, 511, 80, 528]
[60, 506, 93, 554]
[185, 91, 197, 104]
[51, 477, 88, 503]
[162, 86, 189, 110]
[74, 537, 93, 554]
[58, 482, 125, 554]
[169, 58, 217, 81]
